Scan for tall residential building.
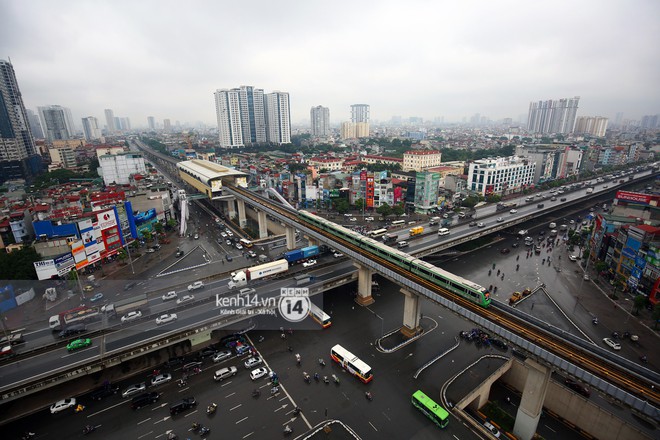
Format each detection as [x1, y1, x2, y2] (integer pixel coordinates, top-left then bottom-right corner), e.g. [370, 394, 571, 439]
[81, 116, 102, 141]
[147, 116, 156, 130]
[163, 119, 171, 133]
[574, 116, 609, 137]
[310, 105, 330, 137]
[104, 108, 116, 133]
[526, 96, 580, 134]
[264, 91, 291, 144]
[26, 109, 44, 139]
[351, 104, 370, 123]
[120, 117, 131, 131]
[0, 59, 37, 161]
[340, 121, 355, 140]
[238, 86, 266, 144]
[37, 105, 75, 142]
[214, 88, 244, 148]
[640, 115, 659, 129]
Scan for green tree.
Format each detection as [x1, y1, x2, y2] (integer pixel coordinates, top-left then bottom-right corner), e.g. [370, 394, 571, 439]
[167, 219, 177, 230]
[0, 247, 41, 280]
[392, 204, 405, 217]
[594, 261, 608, 272]
[332, 198, 349, 214]
[633, 294, 647, 315]
[154, 222, 164, 234]
[354, 198, 365, 212]
[376, 203, 392, 219]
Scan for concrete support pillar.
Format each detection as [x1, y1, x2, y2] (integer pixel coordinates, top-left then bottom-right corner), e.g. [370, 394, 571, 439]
[227, 199, 236, 220]
[513, 359, 551, 440]
[306, 237, 318, 247]
[354, 263, 374, 306]
[257, 210, 268, 239]
[400, 288, 422, 338]
[237, 199, 247, 228]
[285, 227, 296, 250]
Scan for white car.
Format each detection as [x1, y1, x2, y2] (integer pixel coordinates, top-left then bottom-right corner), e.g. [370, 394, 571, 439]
[302, 259, 317, 268]
[250, 367, 269, 381]
[477, 222, 485, 228]
[235, 243, 243, 250]
[188, 281, 204, 291]
[509, 209, 518, 214]
[212, 350, 233, 363]
[176, 294, 195, 305]
[50, 398, 76, 414]
[364, 217, 374, 222]
[483, 421, 501, 438]
[333, 252, 344, 258]
[156, 313, 177, 325]
[146, 248, 155, 253]
[569, 255, 578, 262]
[603, 337, 621, 351]
[150, 373, 172, 386]
[349, 217, 357, 222]
[220, 232, 227, 238]
[162, 291, 177, 302]
[244, 356, 263, 369]
[121, 310, 142, 323]
[121, 382, 146, 398]
[496, 217, 504, 222]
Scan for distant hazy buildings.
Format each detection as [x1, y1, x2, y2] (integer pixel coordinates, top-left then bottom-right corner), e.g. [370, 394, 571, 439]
[214, 86, 290, 148]
[163, 119, 171, 133]
[104, 108, 116, 133]
[340, 104, 370, 139]
[81, 116, 102, 141]
[574, 116, 608, 137]
[640, 114, 659, 129]
[310, 105, 330, 137]
[0, 59, 38, 167]
[526, 96, 580, 134]
[147, 116, 156, 130]
[26, 109, 44, 139]
[351, 104, 370, 123]
[38, 105, 75, 142]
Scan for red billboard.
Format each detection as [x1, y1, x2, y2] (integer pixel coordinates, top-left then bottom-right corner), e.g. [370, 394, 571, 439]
[615, 191, 657, 205]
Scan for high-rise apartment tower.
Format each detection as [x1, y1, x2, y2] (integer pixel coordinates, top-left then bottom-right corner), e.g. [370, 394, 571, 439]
[526, 97, 580, 134]
[310, 105, 330, 137]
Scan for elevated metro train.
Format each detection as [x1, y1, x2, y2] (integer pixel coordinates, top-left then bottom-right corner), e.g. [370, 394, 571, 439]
[298, 210, 491, 308]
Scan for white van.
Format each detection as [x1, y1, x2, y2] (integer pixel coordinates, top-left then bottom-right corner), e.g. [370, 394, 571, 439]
[213, 366, 238, 381]
[397, 241, 409, 249]
[549, 222, 557, 229]
[429, 217, 441, 225]
[438, 228, 450, 236]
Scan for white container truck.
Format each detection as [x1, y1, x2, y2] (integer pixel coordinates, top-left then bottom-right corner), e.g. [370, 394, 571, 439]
[228, 259, 289, 289]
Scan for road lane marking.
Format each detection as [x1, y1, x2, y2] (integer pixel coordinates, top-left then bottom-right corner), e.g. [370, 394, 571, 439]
[545, 425, 556, 432]
[178, 386, 189, 392]
[369, 421, 378, 431]
[242, 432, 254, 438]
[153, 416, 170, 424]
[137, 431, 153, 439]
[152, 403, 168, 411]
[230, 404, 242, 411]
[236, 416, 248, 424]
[138, 418, 151, 425]
[184, 409, 198, 417]
[225, 392, 236, 398]
[87, 400, 130, 417]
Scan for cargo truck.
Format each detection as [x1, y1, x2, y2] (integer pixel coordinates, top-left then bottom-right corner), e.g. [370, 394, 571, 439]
[103, 293, 148, 319]
[49, 305, 101, 331]
[496, 202, 518, 211]
[228, 259, 289, 289]
[408, 226, 424, 237]
[283, 245, 319, 264]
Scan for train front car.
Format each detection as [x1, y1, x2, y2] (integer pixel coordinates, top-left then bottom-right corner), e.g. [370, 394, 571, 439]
[411, 258, 491, 307]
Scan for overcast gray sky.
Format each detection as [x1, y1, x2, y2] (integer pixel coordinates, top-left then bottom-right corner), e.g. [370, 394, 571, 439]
[2, 0, 659, 127]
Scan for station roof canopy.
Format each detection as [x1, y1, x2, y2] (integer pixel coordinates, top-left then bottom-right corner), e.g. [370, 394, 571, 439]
[176, 159, 246, 187]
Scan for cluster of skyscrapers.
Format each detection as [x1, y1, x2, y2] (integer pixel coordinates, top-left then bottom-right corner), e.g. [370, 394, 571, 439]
[214, 86, 290, 148]
[526, 96, 581, 135]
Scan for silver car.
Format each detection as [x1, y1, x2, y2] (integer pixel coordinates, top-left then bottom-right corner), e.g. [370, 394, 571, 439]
[122, 382, 146, 398]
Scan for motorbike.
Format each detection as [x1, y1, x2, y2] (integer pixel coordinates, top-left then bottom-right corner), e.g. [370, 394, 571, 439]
[165, 430, 178, 440]
[191, 422, 201, 432]
[592, 317, 598, 325]
[640, 355, 648, 364]
[303, 372, 311, 383]
[271, 386, 280, 395]
[207, 403, 217, 415]
[295, 353, 301, 364]
[332, 374, 340, 384]
[21, 433, 36, 440]
[284, 425, 293, 435]
[257, 335, 265, 343]
[365, 391, 373, 401]
[314, 372, 320, 382]
[293, 406, 301, 416]
[318, 358, 326, 367]
[199, 426, 210, 436]
[323, 375, 329, 384]
[83, 425, 95, 435]
[177, 379, 187, 388]
[252, 389, 261, 398]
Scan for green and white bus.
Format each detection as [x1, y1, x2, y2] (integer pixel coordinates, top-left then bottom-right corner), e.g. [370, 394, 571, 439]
[411, 390, 449, 428]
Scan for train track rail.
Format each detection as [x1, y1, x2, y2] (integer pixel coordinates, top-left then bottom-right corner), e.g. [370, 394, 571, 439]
[230, 185, 660, 411]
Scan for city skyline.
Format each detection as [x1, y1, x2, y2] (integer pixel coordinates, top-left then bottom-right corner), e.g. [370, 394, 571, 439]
[1, 0, 659, 127]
